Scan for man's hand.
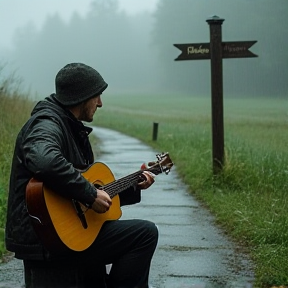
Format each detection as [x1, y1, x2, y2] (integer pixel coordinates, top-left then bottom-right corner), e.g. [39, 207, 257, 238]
[138, 171, 155, 190]
[91, 189, 112, 213]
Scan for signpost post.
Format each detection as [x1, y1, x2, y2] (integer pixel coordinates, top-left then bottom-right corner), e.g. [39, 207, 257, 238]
[174, 15, 258, 174]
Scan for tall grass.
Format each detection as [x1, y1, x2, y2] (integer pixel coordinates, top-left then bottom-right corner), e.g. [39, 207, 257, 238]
[0, 73, 33, 257]
[93, 93, 288, 287]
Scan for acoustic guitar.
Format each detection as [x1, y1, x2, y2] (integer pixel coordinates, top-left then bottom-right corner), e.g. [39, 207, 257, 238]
[26, 152, 173, 252]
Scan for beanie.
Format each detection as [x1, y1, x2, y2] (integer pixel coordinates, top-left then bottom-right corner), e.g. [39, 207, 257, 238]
[55, 63, 108, 106]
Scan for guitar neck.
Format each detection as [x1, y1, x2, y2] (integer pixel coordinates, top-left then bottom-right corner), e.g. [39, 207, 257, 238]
[101, 170, 143, 198]
[98, 153, 172, 198]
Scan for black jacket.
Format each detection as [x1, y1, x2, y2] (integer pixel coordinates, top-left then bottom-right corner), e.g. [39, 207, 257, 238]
[5, 94, 140, 260]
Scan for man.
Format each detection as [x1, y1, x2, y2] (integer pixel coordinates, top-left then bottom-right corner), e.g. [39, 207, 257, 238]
[5, 63, 158, 287]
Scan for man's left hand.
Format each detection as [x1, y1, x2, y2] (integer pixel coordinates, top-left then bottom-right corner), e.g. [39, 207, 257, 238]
[138, 171, 155, 190]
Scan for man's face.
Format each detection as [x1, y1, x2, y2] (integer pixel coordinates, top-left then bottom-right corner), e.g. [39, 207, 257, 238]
[78, 95, 102, 122]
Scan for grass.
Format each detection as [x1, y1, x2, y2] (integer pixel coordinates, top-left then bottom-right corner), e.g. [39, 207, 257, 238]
[92, 93, 288, 288]
[0, 88, 287, 287]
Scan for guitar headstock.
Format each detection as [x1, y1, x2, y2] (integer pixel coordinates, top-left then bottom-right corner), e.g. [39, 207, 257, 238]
[147, 152, 174, 175]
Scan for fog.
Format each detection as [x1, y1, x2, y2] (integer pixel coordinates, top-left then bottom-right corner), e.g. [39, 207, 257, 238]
[0, 0, 287, 99]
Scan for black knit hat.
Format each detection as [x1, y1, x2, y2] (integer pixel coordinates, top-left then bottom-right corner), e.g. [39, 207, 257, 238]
[55, 63, 108, 106]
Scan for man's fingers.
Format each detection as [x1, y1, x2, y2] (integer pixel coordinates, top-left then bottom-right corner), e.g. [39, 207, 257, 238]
[142, 171, 155, 183]
[99, 198, 111, 208]
[138, 171, 155, 189]
[97, 189, 112, 205]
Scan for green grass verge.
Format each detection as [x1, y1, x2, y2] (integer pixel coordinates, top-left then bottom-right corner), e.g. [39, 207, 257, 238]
[0, 86, 34, 259]
[92, 93, 288, 288]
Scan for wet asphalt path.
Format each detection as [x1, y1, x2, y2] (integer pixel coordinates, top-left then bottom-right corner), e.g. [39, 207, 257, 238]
[0, 126, 254, 288]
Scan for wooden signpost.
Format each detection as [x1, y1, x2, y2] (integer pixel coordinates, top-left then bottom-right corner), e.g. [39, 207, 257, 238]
[174, 15, 258, 174]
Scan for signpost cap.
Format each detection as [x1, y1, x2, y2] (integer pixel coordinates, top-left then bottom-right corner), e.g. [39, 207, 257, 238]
[206, 15, 225, 25]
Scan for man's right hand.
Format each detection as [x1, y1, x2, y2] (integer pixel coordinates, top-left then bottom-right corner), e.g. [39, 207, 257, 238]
[91, 189, 112, 213]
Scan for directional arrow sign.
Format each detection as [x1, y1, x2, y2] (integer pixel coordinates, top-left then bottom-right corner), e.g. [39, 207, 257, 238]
[222, 41, 258, 58]
[174, 16, 259, 174]
[174, 41, 257, 60]
[173, 43, 210, 60]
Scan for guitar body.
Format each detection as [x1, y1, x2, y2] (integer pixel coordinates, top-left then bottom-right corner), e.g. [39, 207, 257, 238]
[26, 162, 121, 252]
[26, 152, 173, 253]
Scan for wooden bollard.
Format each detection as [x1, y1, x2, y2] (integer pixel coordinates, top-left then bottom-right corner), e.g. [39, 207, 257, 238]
[152, 122, 159, 141]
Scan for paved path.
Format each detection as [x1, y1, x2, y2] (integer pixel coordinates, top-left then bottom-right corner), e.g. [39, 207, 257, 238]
[0, 127, 254, 288]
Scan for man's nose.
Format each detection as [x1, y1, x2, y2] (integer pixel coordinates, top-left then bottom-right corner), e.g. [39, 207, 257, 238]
[97, 97, 103, 107]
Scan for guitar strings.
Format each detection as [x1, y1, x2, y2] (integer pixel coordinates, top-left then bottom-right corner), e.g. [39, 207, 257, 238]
[95, 161, 166, 199]
[101, 164, 162, 198]
[102, 170, 143, 198]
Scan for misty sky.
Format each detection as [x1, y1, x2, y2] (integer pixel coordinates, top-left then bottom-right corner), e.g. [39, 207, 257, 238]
[0, 0, 159, 49]
[0, 0, 286, 98]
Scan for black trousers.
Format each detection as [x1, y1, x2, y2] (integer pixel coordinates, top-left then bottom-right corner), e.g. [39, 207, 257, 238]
[77, 219, 159, 288]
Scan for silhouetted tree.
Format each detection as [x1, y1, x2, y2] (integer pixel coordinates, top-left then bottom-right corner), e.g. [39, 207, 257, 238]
[3, 0, 158, 96]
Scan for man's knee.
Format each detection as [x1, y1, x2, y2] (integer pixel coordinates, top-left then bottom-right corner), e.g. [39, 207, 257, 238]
[138, 220, 159, 248]
[146, 220, 159, 239]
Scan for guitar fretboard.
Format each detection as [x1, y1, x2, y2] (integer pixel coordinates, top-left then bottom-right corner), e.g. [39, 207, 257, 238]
[96, 154, 173, 198]
[101, 170, 144, 198]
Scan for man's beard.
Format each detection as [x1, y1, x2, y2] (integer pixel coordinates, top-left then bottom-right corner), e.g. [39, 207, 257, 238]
[78, 102, 93, 122]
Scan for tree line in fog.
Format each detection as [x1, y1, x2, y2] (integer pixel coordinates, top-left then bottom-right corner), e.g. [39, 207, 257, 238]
[1, 0, 287, 98]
